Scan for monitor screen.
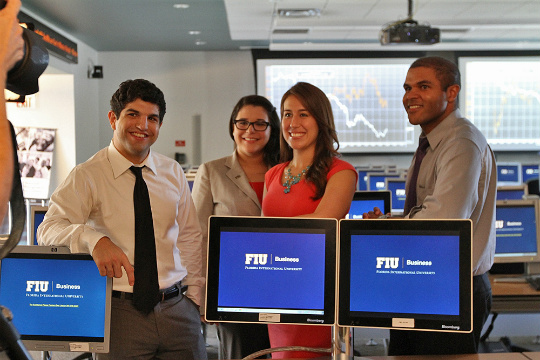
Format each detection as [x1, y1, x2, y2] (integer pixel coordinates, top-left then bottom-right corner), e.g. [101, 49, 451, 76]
[496, 185, 527, 201]
[0, 246, 112, 353]
[357, 168, 385, 191]
[346, 191, 391, 220]
[494, 199, 540, 264]
[386, 178, 407, 215]
[205, 216, 337, 326]
[185, 174, 196, 191]
[28, 204, 47, 245]
[496, 162, 522, 186]
[522, 164, 539, 183]
[338, 219, 472, 333]
[366, 172, 402, 191]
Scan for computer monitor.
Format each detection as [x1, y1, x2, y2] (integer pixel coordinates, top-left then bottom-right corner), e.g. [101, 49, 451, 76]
[205, 216, 337, 326]
[0, 245, 112, 353]
[496, 185, 528, 201]
[522, 164, 539, 183]
[185, 174, 196, 191]
[338, 219, 473, 333]
[496, 162, 522, 186]
[494, 199, 540, 265]
[366, 172, 401, 191]
[385, 178, 407, 215]
[346, 191, 391, 220]
[357, 168, 384, 191]
[28, 204, 48, 245]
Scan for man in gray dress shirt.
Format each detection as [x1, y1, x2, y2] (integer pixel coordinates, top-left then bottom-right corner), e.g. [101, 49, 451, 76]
[368, 56, 497, 355]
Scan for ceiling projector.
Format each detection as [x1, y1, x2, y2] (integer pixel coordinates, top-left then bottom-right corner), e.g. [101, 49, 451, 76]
[380, 20, 440, 45]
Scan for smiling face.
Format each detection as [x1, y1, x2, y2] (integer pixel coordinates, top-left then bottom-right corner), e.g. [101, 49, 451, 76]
[232, 105, 271, 158]
[281, 95, 319, 153]
[403, 66, 459, 134]
[109, 98, 161, 164]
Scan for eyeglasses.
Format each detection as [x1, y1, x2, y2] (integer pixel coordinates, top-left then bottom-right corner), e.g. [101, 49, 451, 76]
[233, 120, 270, 131]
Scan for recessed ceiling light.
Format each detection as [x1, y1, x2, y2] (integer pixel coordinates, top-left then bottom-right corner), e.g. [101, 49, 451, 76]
[189, 31, 201, 35]
[173, 4, 189, 9]
[277, 8, 320, 18]
[195, 40, 207, 46]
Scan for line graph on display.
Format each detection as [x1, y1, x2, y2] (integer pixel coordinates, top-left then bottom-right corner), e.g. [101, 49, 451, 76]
[262, 62, 416, 153]
[326, 93, 388, 138]
[462, 58, 540, 151]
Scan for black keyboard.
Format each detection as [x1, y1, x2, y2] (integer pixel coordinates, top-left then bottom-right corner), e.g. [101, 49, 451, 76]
[525, 276, 540, 290]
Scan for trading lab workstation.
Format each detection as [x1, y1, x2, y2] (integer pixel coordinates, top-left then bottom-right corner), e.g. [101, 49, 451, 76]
[2, 196, 540, 359]
[2, 1, 540, 359]
[0, 214, 477, 358]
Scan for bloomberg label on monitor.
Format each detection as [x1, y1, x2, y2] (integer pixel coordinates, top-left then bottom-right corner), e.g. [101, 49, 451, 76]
[217, 231, 325, 317]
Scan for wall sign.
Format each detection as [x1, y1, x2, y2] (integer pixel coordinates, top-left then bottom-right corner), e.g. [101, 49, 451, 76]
[19, 11, 78, 64]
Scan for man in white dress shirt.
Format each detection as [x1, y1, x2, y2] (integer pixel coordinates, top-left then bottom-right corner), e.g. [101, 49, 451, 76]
[38, 79, 207, 360]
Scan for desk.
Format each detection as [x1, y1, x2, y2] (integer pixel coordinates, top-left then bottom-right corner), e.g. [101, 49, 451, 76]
[490, 275, 540, 313]
[358, 353, 528, 359]
[523, 352, 540, 359]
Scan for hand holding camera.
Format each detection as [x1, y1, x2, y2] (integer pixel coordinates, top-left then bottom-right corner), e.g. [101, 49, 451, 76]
[0, 0, 25, 83]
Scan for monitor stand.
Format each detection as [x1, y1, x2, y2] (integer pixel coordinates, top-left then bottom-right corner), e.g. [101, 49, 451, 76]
[489, 262, 525, 275]
[527, 262, 540, 275]
[492, 262, 540, 287]
[333, 326, 353, 360]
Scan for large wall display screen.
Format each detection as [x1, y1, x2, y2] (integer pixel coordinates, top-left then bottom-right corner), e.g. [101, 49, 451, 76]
[459, 57, 540, 151]
[257, 59, 419, 153]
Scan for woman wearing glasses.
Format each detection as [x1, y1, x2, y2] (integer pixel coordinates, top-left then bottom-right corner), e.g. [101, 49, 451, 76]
[192, 95, 280, 359]
[262, 82, 357, 359]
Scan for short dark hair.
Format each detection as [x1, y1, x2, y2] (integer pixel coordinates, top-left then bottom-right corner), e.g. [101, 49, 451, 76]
[409, 56, 461, 90]
[228, 95, 281, 167]
[110, 79, 166, 123]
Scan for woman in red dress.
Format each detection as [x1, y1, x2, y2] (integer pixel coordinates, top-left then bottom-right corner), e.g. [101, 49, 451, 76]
[262, 82, 358, 358]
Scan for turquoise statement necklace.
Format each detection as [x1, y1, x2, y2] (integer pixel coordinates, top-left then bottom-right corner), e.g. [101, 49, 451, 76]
[283, 165, 310, 194]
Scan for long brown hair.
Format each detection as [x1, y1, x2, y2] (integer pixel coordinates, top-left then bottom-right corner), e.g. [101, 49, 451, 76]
[280, 82, 340, 200]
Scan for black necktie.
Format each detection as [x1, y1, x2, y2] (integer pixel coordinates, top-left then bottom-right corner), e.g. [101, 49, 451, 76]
[403, 137, 430, 215]
[130, 166, 160, 314]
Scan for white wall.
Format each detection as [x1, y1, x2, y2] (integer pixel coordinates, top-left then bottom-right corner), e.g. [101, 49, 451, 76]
[97, 51, 255, 166]
[43, 49, 101, 165]
[7, 74, 75, 199]
[9, 6, 101, 196]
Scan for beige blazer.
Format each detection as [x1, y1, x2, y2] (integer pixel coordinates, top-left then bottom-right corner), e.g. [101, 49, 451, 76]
[192, 151, 262, 239]
[192, 151, 264, 311]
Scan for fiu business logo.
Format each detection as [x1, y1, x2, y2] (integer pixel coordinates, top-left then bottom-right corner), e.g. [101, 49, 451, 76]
[245, 254, 268, 265]
[26, 281, 49, 292]
[376, 257, 399, 269]
[495, 220, 522, 229]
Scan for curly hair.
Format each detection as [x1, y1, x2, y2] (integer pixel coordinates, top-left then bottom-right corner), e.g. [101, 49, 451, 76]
[110, 79, 166, 123]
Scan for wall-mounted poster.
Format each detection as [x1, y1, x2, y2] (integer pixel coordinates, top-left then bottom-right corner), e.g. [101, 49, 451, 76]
[15, 127, 56, 200]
